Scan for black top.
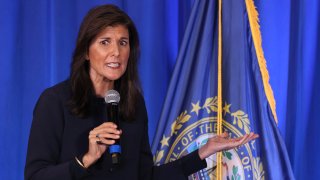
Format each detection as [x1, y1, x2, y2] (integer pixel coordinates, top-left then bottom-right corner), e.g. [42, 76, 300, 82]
[25, 80, 206, 180]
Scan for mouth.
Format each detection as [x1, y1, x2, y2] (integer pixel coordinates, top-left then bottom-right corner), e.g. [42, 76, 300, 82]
[106, 62, 120, 68]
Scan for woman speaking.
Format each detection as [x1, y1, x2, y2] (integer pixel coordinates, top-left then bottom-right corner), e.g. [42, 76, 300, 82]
[25, 4, 258, 180]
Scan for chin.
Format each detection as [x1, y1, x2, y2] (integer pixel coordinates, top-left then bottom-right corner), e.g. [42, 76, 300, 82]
[103, 69, 126, 80]
[104, 74, 123, 81]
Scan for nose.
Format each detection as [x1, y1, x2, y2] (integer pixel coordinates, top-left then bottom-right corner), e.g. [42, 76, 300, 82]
[111, 43, 120, 57]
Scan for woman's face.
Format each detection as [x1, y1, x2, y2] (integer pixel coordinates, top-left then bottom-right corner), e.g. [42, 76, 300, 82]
[88, 25, 130, 83]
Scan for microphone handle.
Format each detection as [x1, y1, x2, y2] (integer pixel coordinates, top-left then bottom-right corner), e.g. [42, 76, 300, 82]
[107, 102, 121, 165]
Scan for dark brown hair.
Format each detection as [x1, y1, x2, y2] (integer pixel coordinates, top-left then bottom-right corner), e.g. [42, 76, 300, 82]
[69, 4, 141, 121]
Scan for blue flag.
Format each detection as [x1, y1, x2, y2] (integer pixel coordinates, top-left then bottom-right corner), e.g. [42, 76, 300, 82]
[151, 0, 294, 179]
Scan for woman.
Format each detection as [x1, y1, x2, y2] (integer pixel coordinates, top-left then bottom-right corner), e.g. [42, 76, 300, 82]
[25, 4, 258, 180]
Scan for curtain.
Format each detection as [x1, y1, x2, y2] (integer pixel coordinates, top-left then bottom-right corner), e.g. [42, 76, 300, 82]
[0, 0, 193, 179]
[257, 0, 320, 179]
[0, 0, 319, 179]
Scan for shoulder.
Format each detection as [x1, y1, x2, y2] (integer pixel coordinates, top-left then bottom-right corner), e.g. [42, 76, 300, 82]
[32, 80, 71, 127]
[34, 80, 71, 112]
[39, 79, 71, 101]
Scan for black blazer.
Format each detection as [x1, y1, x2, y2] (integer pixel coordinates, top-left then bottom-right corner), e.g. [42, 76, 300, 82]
[25, 80, 206, 180]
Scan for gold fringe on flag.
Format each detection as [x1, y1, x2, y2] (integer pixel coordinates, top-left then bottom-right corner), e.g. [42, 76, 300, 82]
[245, 0, 278, 123]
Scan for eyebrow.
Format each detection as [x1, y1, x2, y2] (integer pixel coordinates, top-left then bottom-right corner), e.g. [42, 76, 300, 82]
[98, 37, 129, 40]
[120, 37, 129, 40]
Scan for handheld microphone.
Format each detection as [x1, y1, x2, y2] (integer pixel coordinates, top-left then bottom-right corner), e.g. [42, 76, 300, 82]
[104, 89, 121, 165]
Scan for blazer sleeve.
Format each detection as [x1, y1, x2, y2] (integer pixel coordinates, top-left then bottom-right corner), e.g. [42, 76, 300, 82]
[138, 97, 207, 180]
[24, 89, 90, 180]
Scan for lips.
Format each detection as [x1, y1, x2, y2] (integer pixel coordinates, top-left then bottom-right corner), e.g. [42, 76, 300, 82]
[106, 62, 120, 68]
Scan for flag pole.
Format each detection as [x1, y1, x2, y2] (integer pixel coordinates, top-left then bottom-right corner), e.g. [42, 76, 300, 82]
[217, 0, 223, 178]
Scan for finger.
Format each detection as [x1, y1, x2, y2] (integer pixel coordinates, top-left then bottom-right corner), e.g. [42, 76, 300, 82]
[88, 134, 112, 146]
[220, 132, 229, 138]
[88, 134, 102, 144]
[247, 133, 259, 141]
[89, 134, 102, 140]
[102, 122, 117, 129]
[240, 134, 252, 145]
[252, 133, 259, 139]
[233, 134, 250, 146]
[97, 138, 116, 146]
[94, 122, 117, 131]
[228, 133, 258, 148]
[89, 132, 120, 145]
[91, 126, 121, 136]
[238, 132, 257, 145]
[98, 133, 121, 140]
[232, 135, 247, 142]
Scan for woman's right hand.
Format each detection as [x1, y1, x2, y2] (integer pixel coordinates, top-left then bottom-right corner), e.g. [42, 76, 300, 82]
[82, 122, 122, 168]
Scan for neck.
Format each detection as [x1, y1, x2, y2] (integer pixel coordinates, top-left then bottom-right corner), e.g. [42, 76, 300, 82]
[90, 73, 114, 97]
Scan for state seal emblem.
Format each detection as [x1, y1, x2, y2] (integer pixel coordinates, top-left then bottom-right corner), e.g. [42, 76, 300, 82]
[154, 96, 265, 180]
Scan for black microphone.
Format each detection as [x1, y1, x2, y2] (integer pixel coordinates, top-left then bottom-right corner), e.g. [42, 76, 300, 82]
[104, 89, 121, 165]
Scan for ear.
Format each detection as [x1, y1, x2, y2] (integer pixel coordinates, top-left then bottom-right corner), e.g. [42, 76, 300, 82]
[85, 54, 89, 61]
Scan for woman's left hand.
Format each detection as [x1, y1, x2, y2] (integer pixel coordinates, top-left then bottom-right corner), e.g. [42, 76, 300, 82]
[82, 122, 121, 168]
[198, 132, 259, 160]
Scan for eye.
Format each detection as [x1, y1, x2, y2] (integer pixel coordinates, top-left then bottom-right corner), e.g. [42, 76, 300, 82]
[120, 40, 128, 46]
[100, 40, 110, 45]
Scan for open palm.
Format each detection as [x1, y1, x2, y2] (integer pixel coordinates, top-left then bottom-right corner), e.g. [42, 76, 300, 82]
[198, 132, 259, 160]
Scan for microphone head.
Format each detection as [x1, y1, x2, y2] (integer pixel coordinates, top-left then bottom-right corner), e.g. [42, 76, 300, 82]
[104, 89, 120, 104]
